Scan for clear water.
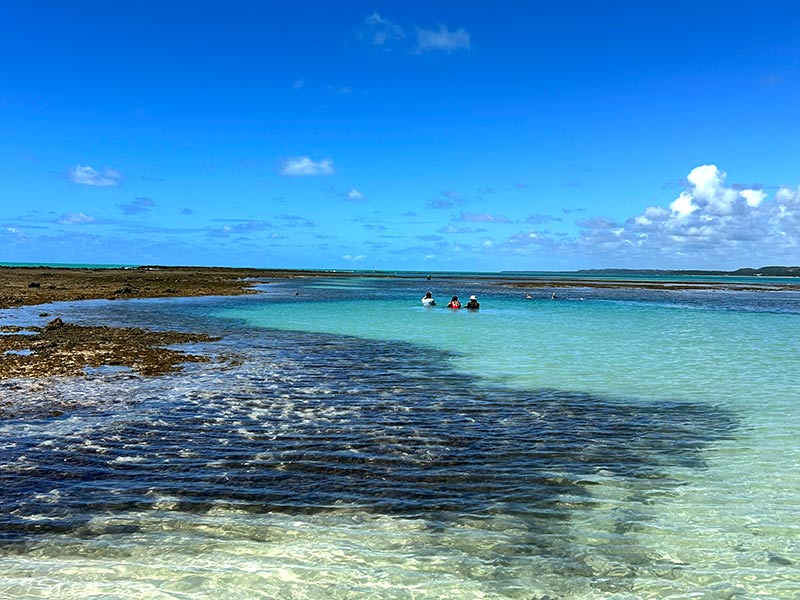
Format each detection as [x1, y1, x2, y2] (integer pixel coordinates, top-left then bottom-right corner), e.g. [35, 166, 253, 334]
[0, 277, 798, 599]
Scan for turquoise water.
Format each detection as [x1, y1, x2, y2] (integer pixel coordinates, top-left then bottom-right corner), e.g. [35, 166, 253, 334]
[0, 277, 798, 598]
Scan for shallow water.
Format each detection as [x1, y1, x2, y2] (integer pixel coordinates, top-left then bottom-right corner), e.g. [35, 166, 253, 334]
[0, 277, 798, 598]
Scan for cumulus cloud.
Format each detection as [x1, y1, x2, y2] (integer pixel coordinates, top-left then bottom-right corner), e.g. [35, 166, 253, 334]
[581, 165, 800, 265]
[66, 164, 122, 187]
[670, 192, 699, 216]
[118, 197, 155, 215]
[739, 189, 766, 208]
[415, 24, 471, 53]
[280, 156, 335, 177]
[347, 188, 365, 201]
[343, 254, 366, 262]
[483, 165, 800, 268]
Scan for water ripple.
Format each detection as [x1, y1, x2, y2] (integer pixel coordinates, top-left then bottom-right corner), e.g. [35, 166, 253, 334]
[0, 329, 735, 552]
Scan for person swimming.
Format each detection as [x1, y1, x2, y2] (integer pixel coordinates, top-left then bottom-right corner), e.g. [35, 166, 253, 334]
[447, 295, 461, 309]
[421, 291, 436, 306]
[465, 295, 480, 310]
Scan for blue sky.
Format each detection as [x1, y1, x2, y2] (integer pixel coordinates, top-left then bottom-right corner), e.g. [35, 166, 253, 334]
[2, 1, 799, 271]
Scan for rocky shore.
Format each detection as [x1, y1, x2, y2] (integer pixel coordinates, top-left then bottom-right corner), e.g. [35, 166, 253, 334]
[0, 265, 333, 309]
[0, 266, 319, 383]
[0, 316, 221, 386]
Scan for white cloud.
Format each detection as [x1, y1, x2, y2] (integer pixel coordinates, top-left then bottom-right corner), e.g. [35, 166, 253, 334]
[343, 254, 366, 261]
[740, 189, 766, 208]
[364, 13, 405, 46]
[415, 24, 471, 53]
[347, 188, 365, 201]
[670, 192, 699, 217]
[635, 206, 670, 226]
[686, 164, 722, 198]
[681, 164, 748, 216]
[362, 14, 470, 56]
[58, 212, 97, 225]
[67, 164, 122, 187]
[591, 165, 800, 265]
[280, 156, 335, 177]
[485, 165, 800, 268]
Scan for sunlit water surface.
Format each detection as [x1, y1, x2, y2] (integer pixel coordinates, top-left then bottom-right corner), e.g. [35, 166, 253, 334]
[0, 277, 798, 599]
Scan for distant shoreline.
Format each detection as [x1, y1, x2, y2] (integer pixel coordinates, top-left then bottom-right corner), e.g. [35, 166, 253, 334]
[3, 262, 799, 279]
[1, 265, 798, 311]
[571, 266, 800, 278]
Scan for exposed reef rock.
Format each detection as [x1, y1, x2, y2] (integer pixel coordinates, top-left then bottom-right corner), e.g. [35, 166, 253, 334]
[0, 321, 219, 382]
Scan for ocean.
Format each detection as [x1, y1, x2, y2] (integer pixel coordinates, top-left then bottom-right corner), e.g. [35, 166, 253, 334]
[0, 276, 798, 599]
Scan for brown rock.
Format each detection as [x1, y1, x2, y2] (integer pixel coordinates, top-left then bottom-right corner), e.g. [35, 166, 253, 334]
[43, 317, 64, 332]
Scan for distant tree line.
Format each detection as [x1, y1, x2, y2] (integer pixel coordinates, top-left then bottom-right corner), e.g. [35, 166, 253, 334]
[575, 266, 800, 277]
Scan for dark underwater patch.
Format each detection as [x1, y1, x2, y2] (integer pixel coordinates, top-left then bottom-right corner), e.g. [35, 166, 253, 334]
[0, 326, 736, 550]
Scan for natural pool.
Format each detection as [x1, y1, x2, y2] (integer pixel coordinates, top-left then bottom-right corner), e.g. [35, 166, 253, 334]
[1, 276, 798, 598]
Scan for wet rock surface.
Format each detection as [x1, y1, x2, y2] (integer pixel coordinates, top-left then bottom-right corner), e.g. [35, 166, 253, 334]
[0, 265, 319, 309]
[0, 266, 352, 390]
[0, 320, 220, 382]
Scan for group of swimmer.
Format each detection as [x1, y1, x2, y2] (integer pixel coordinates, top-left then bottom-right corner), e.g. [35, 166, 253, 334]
[421, 291, 480, 310]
